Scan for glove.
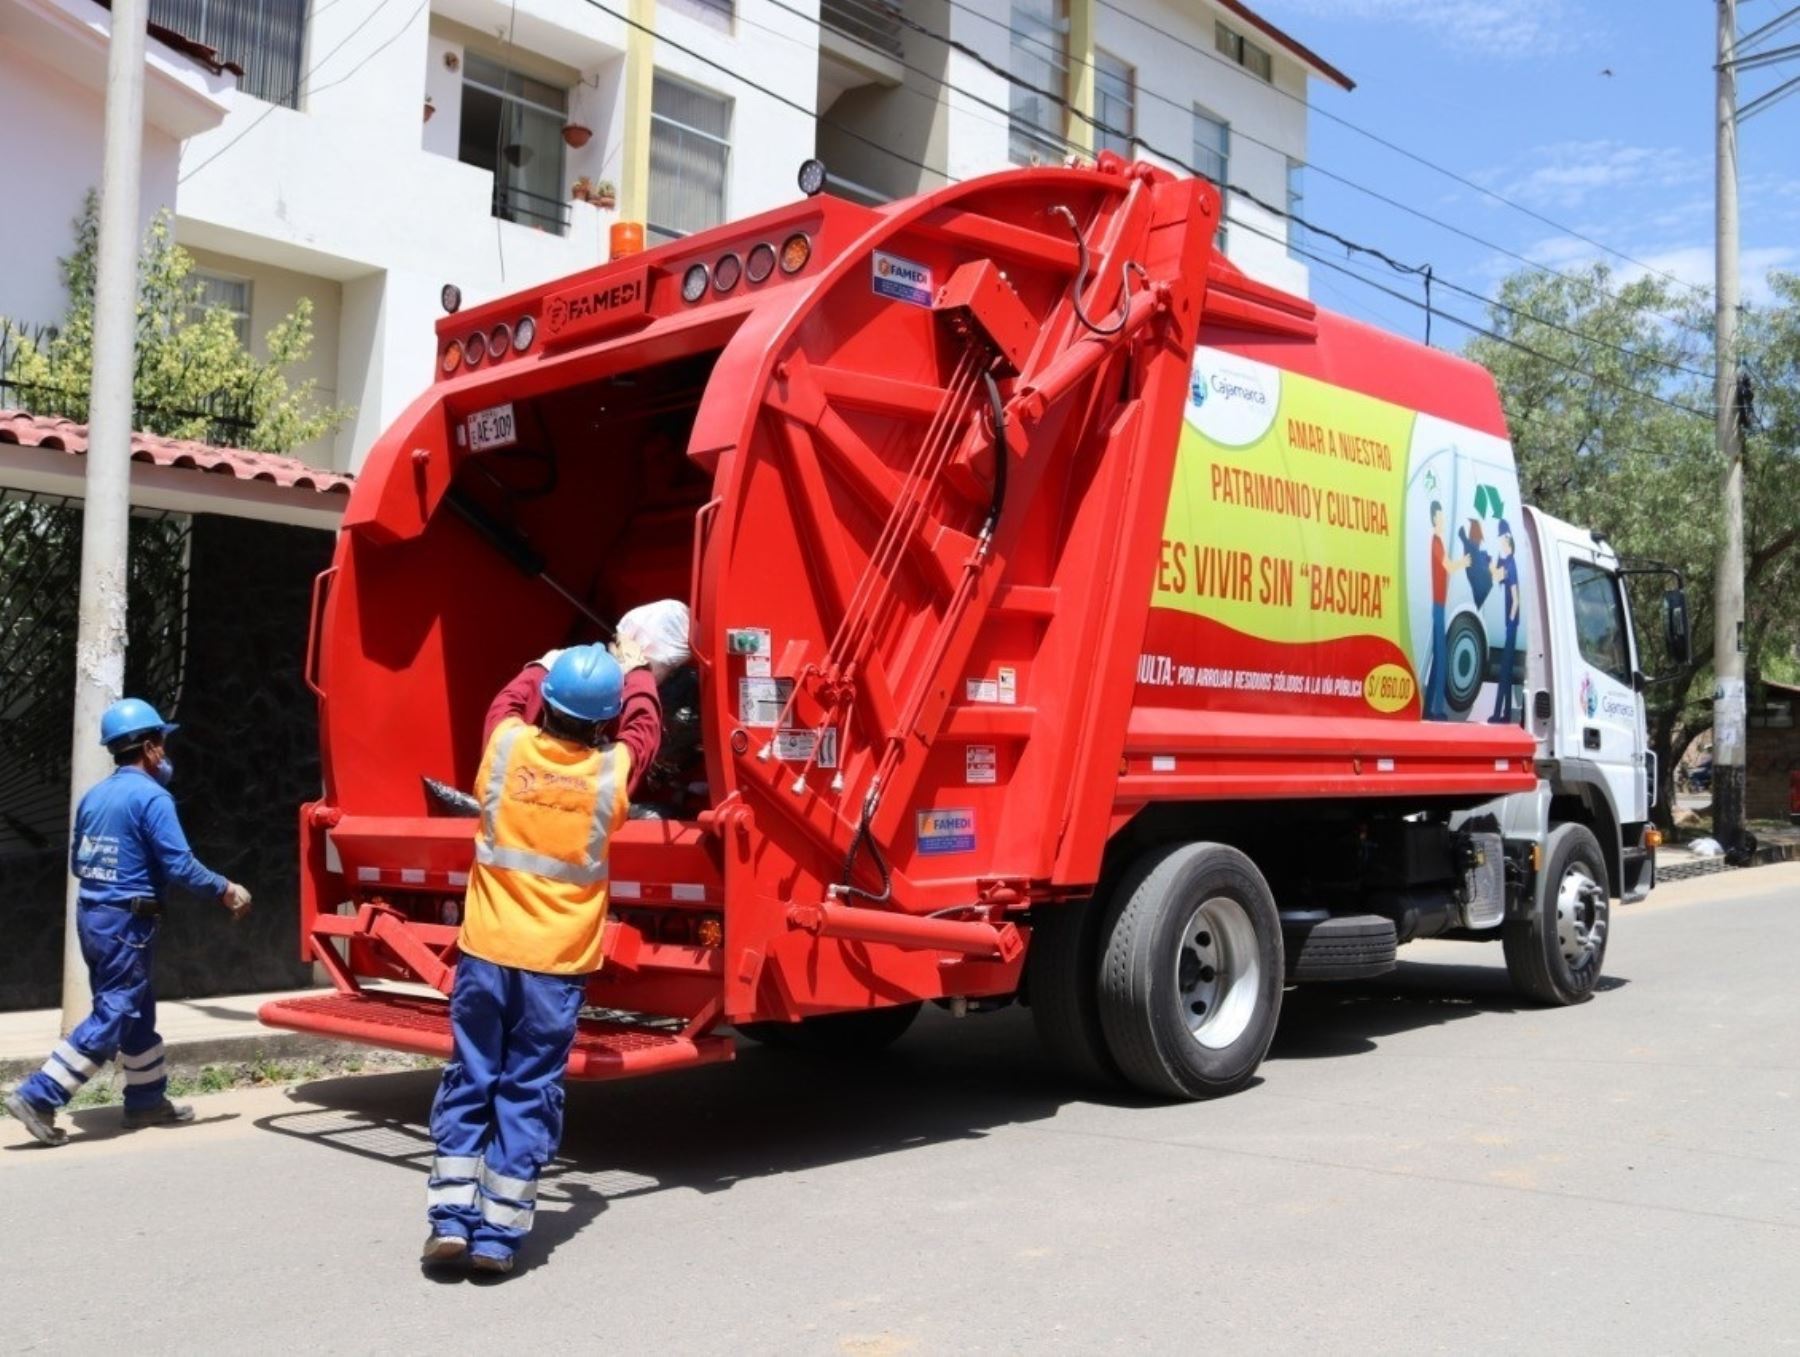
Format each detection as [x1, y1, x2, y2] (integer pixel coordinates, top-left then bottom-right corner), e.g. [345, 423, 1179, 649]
[610, 636, 651, 673]
[531, 648, 565, 671]
[222, 882, 253, 923]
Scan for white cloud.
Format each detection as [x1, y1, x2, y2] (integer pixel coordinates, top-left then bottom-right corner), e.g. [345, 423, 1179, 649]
[1268, 0, 1590, 58]
[1511, 236, 1798, 306]
[1489, 140, 1706, 210]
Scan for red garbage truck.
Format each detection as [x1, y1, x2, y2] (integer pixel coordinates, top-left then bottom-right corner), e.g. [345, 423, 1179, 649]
[262, 158, 1686, 1099]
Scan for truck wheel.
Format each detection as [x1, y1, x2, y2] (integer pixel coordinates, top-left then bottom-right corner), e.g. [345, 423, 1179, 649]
[1026, 898, 1119, 1086]
[1445, 612, 1487, 714]
[1504, 822, 1609, 1005]
[1096, 843, 1284, 1100]
[737, 1002, 922, 1055]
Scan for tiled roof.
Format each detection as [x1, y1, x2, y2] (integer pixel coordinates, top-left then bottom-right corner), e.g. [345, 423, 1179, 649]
[90, 0, 245, 77]
[0, 410, 353, 497]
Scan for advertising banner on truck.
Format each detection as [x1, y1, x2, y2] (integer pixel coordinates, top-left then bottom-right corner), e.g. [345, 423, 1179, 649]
[1139, 346, 1530, 723]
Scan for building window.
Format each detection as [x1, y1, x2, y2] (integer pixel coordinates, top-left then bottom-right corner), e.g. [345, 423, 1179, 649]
[1215, 20, 1273, 82]
[191, 271, 252, 345]
[1009, 0, 1068, 165]
[1193, 106, 1229, 248]
[1287, 159, 1304, 259]
[459, 53, 570, 236]
[649, 77, 732, 242]
[150, 0, 309, 108]
[1094, 50, 1134, 159]
[663, 0, 734, 33]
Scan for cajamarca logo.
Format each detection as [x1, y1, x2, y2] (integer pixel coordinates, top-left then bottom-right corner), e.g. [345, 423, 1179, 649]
[1185, 346, 1281, 448]
[1580, 674, 1599, 718]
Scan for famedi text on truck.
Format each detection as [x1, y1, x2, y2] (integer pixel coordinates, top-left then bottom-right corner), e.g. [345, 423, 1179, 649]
[263, 156, 1690, 1101]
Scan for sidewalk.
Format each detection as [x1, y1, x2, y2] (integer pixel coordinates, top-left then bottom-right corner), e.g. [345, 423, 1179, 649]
[0, 987, 352, 1082]
[1657, 819, 1800, 882]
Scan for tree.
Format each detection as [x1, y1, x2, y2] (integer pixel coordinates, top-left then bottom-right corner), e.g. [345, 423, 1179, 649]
[0, 193, 348, 455]
[1463, 265, 1800, 829]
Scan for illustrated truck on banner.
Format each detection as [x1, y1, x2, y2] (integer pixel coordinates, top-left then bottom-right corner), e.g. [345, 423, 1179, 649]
[263, 157, 1689, 1103]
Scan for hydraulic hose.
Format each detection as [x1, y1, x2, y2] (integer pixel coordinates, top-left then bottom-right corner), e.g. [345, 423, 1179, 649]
[981, 368, 1008, 542]
[1049, 204, 1147, 337]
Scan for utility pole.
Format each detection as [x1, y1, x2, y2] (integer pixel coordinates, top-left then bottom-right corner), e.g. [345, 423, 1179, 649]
[62, 0, 150, 1033]
[1712, 0, 1748, 850]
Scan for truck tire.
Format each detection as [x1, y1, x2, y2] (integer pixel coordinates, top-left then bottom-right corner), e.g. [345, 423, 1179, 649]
[1096, 843, 1284, 1100]
[1504, 822, 1609, 1005]
[1026, 898, 1119, 1086]
[736, 1002, 923, 1055]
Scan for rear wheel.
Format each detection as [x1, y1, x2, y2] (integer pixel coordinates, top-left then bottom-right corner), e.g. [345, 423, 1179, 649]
[1096, 843, 1284, 1100]
[736, 1002, 923, 1055]
[1504, 822, 1609, 1005]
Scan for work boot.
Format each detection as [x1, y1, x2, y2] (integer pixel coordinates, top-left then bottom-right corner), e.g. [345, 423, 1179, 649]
[470, 1251, 515, 1277]
[4, 1090, 68, 1147]
[122, 1099, 195, 1130]
[421, 1234, 469, 1267]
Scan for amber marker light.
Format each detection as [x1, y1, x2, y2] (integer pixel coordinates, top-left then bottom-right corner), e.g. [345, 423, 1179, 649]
[779, 232, 812, 274]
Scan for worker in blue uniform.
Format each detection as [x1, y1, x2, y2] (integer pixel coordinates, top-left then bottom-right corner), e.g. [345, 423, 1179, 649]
[3, 699, 252, 1147]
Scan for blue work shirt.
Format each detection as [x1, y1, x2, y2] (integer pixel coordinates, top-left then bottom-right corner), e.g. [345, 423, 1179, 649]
[70, 767, 228, 905]
[1499, 555, 1521, 629]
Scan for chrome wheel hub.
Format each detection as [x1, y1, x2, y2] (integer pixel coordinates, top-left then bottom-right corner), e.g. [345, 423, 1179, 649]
[1556, 864, 1606, 967]
[1175, 895, 1260, 1049]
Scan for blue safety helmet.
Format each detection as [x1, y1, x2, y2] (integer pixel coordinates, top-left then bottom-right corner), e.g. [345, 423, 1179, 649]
[539, 644, 623, 724]
[99, 697, 178, 748]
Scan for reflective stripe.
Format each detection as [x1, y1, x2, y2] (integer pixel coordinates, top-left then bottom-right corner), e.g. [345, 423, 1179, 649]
[123, 1063, 166, 1086]
[473, 840, 608, 885]
[41, 1058, 85, 1093]
[53, 1040, 100, 1077]
[480, 723, 527, 847]
[121, 1042, 165, 1070]
[428, 1182, 478, 1209]
[479, 1161, 539, 1202]
[586, 746, 624, 867]
[432, 1154, 479, 1180]
[479, 1196, 534, 1231]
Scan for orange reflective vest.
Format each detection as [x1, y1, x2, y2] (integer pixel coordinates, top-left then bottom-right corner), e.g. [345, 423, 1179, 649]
[458, 716, 631, 975]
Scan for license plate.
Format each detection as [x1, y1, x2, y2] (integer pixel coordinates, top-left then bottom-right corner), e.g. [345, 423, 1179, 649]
[466, 403, 517, 452]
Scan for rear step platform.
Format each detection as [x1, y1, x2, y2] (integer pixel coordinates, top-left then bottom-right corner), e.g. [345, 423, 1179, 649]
[260, 992, 734, 1080]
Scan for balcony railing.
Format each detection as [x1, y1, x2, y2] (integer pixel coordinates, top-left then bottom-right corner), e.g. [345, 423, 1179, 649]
[821, 0, 905, 60]
[493, 184, 572, 237]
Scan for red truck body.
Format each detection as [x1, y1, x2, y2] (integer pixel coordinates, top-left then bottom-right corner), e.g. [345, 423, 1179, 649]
[264, 159, 1538, 1086]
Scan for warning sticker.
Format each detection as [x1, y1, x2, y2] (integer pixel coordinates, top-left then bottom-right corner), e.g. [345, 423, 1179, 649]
[965, 745, 997, 785]
[997, 666, 1018, 705]
[872, 250, 934, 307]
[916, 807, 976, 856]
[965, 669, 1018, 705]
[745, 655, 772, 678]
[773, 727, 838, 768]
[737, 677, 794, 727]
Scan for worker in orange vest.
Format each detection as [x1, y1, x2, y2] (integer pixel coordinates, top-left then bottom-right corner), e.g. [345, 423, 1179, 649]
[422, 640, 660, 1276]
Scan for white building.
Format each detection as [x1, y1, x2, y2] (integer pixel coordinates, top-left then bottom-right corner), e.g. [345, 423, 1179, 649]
[4, 0, 1343, 473]
[818, 0, 1350, 297]
[0, 0, 235, 332]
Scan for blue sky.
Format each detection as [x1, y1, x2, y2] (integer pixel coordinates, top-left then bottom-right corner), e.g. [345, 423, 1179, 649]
[1250, 0, 1800, 348]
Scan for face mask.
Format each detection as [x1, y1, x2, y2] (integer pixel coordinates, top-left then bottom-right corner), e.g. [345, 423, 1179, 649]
[152, 757, 174, 787]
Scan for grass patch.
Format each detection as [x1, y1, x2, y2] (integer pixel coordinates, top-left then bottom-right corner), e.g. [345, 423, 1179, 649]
[6, 1050, 438, 1115]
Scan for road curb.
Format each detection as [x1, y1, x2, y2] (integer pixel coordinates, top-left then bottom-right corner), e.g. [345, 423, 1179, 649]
[1659, 839, 1800, 883]
[0, 1029, 366, 1085]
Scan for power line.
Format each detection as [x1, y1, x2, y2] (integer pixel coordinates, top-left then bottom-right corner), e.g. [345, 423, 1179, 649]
[1086, 0, 1716, 303]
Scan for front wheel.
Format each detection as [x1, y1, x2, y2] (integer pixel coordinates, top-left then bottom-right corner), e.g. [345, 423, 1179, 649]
[1504, 822, 1610, 1005]
[1096, 842, 1284, 1100]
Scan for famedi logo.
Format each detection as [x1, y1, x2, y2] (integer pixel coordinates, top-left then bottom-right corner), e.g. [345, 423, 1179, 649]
[877, 256, 927, 285]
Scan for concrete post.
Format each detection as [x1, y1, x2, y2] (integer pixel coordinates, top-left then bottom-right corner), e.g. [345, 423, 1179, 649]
[1713, 0, 1748, 848]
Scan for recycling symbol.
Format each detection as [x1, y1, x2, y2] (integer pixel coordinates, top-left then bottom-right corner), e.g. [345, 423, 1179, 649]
[1473, 484, 1506, 521]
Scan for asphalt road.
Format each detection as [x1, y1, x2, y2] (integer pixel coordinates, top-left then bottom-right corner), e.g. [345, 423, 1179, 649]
[5, 866, 1798, 1355]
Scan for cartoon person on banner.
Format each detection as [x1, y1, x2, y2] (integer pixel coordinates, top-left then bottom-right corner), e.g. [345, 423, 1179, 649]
[1423, 499, 1471, 721]
[1488, 519, 1522, 723]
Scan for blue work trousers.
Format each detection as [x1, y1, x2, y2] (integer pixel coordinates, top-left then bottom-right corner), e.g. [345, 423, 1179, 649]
[426, 955, 587, 1261]
[17, 904, 167, 1112]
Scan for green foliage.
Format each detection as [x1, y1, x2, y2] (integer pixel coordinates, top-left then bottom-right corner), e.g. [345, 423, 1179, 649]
[0, 192, 349, 455]
[1464, 265, 1800, 818]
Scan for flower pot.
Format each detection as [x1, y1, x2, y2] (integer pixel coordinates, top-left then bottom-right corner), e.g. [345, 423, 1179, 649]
[562, 124, 593, 149]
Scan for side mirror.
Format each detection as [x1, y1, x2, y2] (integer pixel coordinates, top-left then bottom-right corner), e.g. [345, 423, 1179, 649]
[1664, 588, 1691, 667]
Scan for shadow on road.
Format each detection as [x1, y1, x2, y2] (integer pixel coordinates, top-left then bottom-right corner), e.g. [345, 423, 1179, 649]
[250, 958, 1629, 1259]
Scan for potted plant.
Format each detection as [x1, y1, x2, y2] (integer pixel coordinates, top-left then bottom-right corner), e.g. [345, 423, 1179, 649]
[571, 176, 595, 204]
[594, 179, 617, 210]
[562, 122, 593, 148]
[423, 95, 436, 123]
